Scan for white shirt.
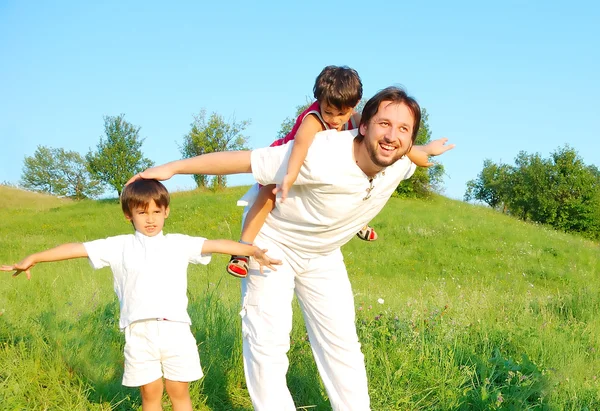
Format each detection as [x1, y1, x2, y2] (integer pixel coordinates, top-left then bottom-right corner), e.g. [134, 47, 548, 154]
[251, 129, 416, 258]
[83, 231, 211, 329]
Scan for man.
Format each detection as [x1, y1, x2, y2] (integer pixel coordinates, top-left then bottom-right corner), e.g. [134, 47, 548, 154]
[130, 86, 454, 410]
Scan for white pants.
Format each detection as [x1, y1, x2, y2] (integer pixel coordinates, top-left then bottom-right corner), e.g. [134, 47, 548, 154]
[240, 236, 370, 411]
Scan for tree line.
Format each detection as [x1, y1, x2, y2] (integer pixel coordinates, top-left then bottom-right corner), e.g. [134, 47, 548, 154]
[18, 103, 444, 199]
[465, 146, 600, 240]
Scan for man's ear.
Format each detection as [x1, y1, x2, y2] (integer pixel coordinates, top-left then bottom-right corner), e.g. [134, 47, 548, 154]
[359, 123, 367, 136]
[165, 206, 170, 219]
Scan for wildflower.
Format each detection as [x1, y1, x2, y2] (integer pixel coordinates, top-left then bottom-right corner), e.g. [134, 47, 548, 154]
[375, 315, 381, 321]
[358, 306, 363, 311]
[377, 298, 384, 304]
[497, 393, 504, 405]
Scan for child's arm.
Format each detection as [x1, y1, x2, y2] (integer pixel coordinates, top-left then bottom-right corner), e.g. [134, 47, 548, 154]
[406, 146, 433, 167]
[275, 115, 324, 201]
[202, 239, 282, 273]
[407, 138, 456, 166]
[1, 243, 88, 280]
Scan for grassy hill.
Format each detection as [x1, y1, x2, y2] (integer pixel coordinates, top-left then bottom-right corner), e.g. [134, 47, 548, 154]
[0, 186, 598, 410]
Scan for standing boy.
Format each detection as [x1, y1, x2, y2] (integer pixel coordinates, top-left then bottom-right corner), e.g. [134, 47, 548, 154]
[1, 179, 281, 411]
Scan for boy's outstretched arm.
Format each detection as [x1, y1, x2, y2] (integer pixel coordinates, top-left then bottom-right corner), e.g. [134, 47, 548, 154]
[407, 138, 456, 167]
[201, 239, 282, 274]
[127, 151, 253, 185]
[275, 115, 324, 201]
[1, 243, 88, 280]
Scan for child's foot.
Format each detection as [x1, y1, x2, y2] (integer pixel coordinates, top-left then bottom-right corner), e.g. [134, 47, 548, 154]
[227, 255, 250, 278]
[356, 225, 378, 241]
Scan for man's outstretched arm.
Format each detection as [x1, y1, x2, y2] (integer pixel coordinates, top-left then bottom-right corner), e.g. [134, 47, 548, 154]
[127, 150, 253, 184]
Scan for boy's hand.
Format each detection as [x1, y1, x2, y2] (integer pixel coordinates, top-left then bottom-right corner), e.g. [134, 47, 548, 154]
[272, 173, 297, 202]
[424, 138, 455, 156]
[252, 248, 282, 274]
[1, 256, 36, 279]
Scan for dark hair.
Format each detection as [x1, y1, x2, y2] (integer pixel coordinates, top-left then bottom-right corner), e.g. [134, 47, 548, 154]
[121, 179, 170, 217]
[359, 86, 421, 143]
[313, 65, 362, 109]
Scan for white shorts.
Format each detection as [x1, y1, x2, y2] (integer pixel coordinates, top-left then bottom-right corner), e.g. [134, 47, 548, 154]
[122, 319, 203, 387]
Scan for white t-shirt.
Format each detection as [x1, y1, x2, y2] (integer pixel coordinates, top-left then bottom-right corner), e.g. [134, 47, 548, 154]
[251, 129, 416, 258]
[83, 231, 211, 329]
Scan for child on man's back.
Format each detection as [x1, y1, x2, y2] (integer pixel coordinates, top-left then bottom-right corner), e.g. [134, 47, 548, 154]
[226, 65, 432, 278]
[1, 179, 280, 411]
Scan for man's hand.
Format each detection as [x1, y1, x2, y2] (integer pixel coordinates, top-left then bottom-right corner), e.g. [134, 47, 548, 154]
[126, 164, 177, 186]
[424, 138, 455, 157]
[1, 256, 37, 280]
[252, 248, 282, 274]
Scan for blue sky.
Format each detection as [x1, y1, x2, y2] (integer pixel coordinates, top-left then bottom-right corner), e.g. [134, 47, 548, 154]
[1, 0, 598, 200]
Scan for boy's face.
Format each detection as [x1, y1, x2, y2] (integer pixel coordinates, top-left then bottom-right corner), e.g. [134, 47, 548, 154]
[320, 102, 355, 131]
[125, 199, 170, 237]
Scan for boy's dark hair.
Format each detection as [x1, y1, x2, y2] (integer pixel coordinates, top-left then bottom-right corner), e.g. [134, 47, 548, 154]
[359, 86, 421, 143]
[313, 65, 362, 109]
[121, 179, 170, 216]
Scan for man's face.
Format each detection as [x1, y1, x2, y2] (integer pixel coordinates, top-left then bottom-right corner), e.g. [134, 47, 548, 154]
[320, 101, 354, 131]
[125, 199, 169, 237]
[359, 101, 415, 168]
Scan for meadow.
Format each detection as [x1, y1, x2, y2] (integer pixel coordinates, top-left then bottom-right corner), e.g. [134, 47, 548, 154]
[0, 185, 598, 410]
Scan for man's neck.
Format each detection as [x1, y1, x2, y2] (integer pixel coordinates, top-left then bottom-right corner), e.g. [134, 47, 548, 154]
[353, 138, 384, 178]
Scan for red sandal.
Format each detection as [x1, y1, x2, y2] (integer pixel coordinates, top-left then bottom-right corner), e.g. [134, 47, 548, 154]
[227, 255, 250, 278]
[356, 225, 378, 241]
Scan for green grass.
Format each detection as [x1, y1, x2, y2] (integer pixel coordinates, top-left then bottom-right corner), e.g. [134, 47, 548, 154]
[0, 185, 598, 410]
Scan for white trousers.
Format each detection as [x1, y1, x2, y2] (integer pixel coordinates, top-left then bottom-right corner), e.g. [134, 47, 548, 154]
[240, 236, 370, 411]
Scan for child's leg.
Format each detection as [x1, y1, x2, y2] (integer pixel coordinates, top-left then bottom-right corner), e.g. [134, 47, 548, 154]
[140, 378, 164, 411]
[227, 184, 276, 278]
[165, 380, 192, 411]
[240, 184, 276, 243]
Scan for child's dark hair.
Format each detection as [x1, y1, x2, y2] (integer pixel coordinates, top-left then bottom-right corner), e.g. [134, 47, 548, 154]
[121, 179, 170, 216]
[313, 65, 362, 109]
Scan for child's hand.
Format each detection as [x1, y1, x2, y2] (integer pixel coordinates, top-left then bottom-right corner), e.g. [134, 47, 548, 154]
[272, 173, 296, 202]
[1, 256, 36, 279]
[252, 248, 282, 274]
[424, 138, 455, 156]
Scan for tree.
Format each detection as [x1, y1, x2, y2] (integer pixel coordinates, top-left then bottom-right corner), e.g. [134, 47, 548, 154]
[464, 146, 600, 240]
[21, 145, 104, 199]
[86, 114, 154, 196]
[395, 109, 445, 197]
[464, 159, 511, 209]
[180, 109, 250, 188]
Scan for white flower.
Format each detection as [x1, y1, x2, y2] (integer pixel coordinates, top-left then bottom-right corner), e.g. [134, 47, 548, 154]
[377, 298, 384, 304]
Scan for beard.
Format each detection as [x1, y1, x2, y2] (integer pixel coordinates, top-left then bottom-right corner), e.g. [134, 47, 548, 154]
[366, 139, 412, 168]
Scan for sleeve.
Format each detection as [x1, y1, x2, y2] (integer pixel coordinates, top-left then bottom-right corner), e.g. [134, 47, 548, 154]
[403, 160, 417, 180]
[250, 143, 292, 186]
[251, 131, 336, 186]
[173, 234, 212, 265]
[83, 236, 126, 270]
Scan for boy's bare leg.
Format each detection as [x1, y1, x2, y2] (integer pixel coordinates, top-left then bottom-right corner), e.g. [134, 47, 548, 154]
[227, 184, 276, 277]
[140, 378, 164, 411]
[165, 380, 193, 411]
[240, 184, 276, 243]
